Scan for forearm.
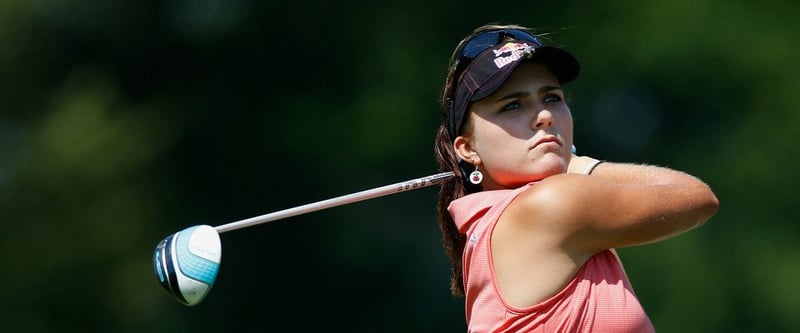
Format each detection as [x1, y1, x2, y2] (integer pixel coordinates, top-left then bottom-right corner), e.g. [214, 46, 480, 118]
[569, 155, 703, 186]
[592, 161, 699, 186]
[562, 156, 720, 250]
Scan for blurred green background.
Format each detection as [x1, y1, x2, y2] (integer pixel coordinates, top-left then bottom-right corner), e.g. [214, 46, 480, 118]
[1, 0, 797, 332]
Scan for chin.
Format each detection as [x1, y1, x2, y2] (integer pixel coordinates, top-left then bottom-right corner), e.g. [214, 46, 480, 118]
[537, 154, 569, 174]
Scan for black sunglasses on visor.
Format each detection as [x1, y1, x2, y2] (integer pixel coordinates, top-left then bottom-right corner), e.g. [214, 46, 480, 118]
[452, 29, 543, 81]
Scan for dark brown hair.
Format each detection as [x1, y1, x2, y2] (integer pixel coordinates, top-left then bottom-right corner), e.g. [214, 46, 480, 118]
[435, 23, 537, 296]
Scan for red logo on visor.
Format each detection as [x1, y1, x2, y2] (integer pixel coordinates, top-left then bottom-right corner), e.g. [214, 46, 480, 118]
[492, 42, 533, 69]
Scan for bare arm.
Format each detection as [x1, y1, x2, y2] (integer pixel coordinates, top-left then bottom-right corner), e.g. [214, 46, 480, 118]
[568, 155, 697, 186]
[506, 158, 720, 254]
[588, 160, 698, 186]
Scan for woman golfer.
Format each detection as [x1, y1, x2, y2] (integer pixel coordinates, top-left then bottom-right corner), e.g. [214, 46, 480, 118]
[433, 23, 719, 332]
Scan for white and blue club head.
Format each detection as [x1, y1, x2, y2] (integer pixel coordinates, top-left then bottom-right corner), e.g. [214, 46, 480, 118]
[153, 225, 221, 306]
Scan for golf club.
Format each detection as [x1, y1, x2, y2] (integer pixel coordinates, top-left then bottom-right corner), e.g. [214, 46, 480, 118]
[153, 171, 454, 305]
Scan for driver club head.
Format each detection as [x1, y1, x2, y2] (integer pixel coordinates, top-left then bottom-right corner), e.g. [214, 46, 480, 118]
[153, 225, 221, 306]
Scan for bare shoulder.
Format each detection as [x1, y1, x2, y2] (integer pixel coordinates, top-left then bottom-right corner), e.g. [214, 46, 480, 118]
[499, 174, 589, 243]
[491, 174, 595, 306]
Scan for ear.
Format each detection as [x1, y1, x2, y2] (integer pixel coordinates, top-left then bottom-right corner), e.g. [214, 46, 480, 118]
[453, 136, 480, 165]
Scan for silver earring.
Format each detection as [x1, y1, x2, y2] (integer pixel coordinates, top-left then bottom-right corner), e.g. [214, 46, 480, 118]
[572, 145, 577, 154]
[469, 164, 483, 185]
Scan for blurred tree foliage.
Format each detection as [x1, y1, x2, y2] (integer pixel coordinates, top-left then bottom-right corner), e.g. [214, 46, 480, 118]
[1, 0, 797, 332]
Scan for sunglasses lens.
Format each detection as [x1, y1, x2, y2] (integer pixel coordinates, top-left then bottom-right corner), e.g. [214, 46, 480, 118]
[456, 29, 541, 61]
[460, 32, 502, 58]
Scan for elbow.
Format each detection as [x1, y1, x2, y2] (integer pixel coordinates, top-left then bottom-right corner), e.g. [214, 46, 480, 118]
[695, 185, 720, 227]
[708, 190, 720, 213]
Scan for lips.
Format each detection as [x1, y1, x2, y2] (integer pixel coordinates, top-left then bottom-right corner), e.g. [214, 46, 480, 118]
[531, 135, 562, 150]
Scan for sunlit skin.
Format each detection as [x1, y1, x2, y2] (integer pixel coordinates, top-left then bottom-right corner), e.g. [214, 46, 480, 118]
[454, 62, 573, 190]
[439, 29, 719, 330]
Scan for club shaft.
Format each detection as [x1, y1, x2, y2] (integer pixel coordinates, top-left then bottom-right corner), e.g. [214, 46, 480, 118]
[214, 172, 454, 233]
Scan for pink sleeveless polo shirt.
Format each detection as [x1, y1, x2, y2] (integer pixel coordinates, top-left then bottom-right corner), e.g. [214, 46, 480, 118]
[448, 184, 655, 333]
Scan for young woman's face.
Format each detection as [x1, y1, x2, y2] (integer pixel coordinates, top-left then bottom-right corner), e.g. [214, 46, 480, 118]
[457, 62, 574, 190]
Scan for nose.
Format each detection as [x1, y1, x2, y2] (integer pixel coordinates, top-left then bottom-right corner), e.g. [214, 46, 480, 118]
[533, 109, 553, 129]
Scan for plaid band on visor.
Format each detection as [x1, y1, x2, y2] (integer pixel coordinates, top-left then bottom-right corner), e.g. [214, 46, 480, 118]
[447, 29, 580, 141]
